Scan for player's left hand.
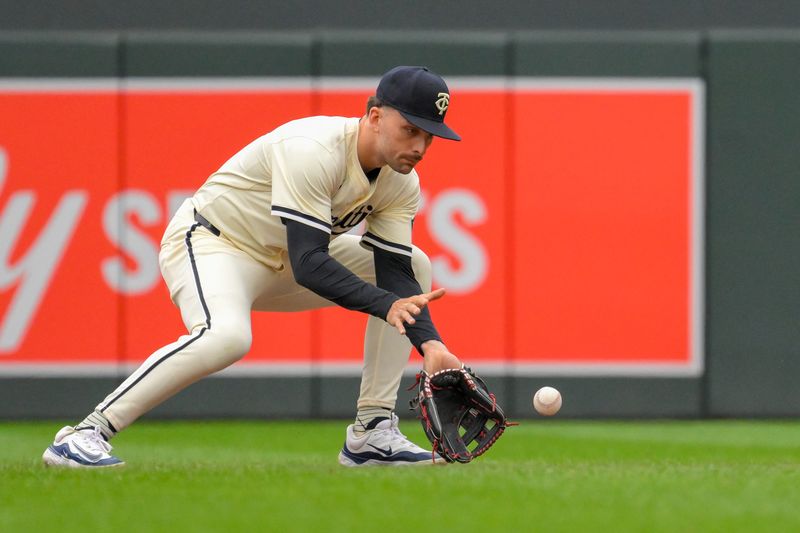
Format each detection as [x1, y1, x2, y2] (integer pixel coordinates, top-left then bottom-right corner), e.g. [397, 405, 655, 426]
[420, 340, 462, 374]
[410, 365, 512, 463]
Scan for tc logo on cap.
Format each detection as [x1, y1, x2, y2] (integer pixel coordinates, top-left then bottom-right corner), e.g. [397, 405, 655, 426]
[376, 66, 461, 140]
[435, 92, 450, 116]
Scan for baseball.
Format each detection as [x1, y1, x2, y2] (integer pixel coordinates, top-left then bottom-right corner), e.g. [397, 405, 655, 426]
[533, 386, 562, 416]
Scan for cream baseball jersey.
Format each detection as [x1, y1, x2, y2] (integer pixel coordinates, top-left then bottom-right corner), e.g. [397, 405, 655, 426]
[191, 116, 420, 269]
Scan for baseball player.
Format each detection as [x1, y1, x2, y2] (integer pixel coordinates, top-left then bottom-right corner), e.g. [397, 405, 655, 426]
[43, 65, 463, 468]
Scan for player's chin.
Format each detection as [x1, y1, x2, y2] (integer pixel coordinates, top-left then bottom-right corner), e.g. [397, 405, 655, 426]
[390, 161, 417, 175]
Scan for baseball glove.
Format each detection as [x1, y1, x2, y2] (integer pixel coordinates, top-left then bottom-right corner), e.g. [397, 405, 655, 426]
[409, 365, 512, 463]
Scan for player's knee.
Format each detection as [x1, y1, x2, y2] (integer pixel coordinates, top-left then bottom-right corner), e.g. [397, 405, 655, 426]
[410, 246, 432, 291]
[205, 326, 252, 367]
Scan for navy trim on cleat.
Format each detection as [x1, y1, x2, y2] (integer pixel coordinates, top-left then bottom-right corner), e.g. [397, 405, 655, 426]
[48, 443, 123, 466]
[340, 444, 431, 465]
[337, 414, 445, 467]
[43, 426, 125, 468]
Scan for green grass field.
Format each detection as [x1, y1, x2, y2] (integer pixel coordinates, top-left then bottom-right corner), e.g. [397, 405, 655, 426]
[2, 420, 799, 532]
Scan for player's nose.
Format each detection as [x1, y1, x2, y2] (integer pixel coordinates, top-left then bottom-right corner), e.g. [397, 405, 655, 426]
[414, 134, 432, 156]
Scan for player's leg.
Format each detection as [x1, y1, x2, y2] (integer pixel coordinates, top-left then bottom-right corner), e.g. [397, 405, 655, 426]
[330, 236, 444, 465]
[43, 202, 270, 468]
[252, 234, 443, 466]
[93, 231, 263, 430]
[324, 237, 429, 412]
[250, 235, 442, 465]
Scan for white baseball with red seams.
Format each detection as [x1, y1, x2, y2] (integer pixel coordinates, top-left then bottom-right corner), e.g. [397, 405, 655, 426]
[533, 386, 562, 416]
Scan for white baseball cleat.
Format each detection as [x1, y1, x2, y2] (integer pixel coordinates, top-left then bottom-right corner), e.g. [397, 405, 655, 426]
[42, 426, 125, 468]
[338, 413, 447, 467]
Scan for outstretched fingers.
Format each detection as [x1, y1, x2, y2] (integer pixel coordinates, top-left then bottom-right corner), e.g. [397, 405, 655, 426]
[387, 288, 447, 336]
[408, 288, 446, 310]
[424, 288, 446, 302]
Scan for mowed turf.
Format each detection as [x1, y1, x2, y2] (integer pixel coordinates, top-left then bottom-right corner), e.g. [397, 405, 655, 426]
[2, 420, 799, 532]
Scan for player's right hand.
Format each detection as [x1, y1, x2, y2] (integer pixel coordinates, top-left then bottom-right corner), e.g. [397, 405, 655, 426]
[386, 288, 446, 335]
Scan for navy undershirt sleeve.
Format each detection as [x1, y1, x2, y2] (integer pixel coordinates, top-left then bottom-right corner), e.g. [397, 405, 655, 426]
[285, 219, 398, 319]
[285, 218, 442, 354]
[373, 246, 442, 354]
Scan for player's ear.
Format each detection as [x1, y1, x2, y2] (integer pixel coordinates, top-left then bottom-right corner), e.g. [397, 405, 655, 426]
[367, 106, 382, 130]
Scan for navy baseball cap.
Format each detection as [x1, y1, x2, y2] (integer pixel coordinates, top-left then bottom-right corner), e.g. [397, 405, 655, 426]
[376, 66, 461, 141]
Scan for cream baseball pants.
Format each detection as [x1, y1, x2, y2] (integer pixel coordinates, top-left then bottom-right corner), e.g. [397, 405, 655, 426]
[95, 200, 431, 431]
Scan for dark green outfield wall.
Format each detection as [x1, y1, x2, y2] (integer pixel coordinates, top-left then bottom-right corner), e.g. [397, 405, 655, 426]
[0, 30, 798, 420]
[705, 32, 800, 416]
[4, 1, 800, 31]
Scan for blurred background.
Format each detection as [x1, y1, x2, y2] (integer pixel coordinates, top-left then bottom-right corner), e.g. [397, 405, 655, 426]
[0, 1, 798, 421]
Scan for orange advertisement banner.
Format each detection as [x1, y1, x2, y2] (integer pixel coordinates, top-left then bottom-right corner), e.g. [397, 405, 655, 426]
[0, 80, 703, 375]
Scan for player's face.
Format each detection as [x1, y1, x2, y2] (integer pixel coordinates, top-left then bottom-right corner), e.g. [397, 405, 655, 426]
[377, 108, 434, 174]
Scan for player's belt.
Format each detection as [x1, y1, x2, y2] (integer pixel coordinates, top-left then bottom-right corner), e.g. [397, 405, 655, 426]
[193, 209, 221, 237]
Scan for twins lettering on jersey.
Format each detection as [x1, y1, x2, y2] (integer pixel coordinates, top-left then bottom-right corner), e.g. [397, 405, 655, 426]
[331, 205, 373, 234]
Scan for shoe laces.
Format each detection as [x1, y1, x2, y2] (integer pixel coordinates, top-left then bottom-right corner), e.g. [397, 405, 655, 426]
[388, 414, 411, 443]
[76, 427, 113, 454]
